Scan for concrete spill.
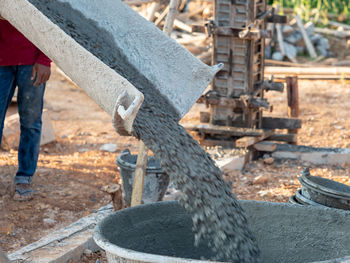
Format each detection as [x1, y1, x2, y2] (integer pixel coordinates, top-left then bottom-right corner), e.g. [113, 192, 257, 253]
[29, 1, 260, 261]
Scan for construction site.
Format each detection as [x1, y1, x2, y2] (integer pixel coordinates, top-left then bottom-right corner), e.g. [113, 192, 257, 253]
[1, 0, 350, 262]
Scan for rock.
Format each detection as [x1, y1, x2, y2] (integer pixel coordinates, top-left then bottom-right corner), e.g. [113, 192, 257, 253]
[258, 190, 273, 198]
[43, 218, 56, 226]
[316, 45, 328, 57]
[304, 21, 314, 36]
[1, 109, 55, 151]
[318, 37, 330, 50]
[284, 42, 297, 60]
[282, 25, 294, 36]
[264, 157, 275, 165]
[310, 34, 322, 45]
[253, 175, 268, 185]
[78, 148, 89, 153]
[99, 143, 118, 152]
[296, 46, 305, 55]
[272, 51, 283, 61]
[285, 32, 302, 45]
[83, 248, 93, 257]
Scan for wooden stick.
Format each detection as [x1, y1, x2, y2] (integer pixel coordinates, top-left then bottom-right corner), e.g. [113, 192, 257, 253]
[155, 5, 170, 26]
[130, 142, 148, 207]
[275, 23, 285, 57]
[163, 0, 179, 35]
[327, 21, 350, 31]
[295, 15, 317, 58]
[286, 76, 299, 140]
[314, 27, 350, 39]
[146, 2, 161, 21]
[265, 66, 350, 75]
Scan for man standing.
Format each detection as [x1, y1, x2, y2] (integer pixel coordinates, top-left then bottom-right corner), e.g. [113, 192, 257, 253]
[0, 17, 51, 201]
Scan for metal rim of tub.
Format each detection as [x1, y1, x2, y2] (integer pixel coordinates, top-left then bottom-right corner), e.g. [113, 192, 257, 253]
[288, 195, 302, 205]
[93, 204, 225, 263]
[300, 174, 350, 200]
[295, 189, 328, 207]
[116, 149, 163, 172]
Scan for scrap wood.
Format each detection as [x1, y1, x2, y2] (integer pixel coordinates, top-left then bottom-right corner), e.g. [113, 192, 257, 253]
[314, 27, 350, 39]
[253, 141, 277, 152]
[235, 130, 274, 148]
[294, 15, 317, 58]
[265, 66, 350, 79]
[327, 21, 350, 31]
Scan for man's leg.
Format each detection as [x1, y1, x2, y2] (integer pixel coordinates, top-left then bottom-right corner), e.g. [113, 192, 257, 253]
[0, 66, 17, 146]
[15, 65, 45, 188]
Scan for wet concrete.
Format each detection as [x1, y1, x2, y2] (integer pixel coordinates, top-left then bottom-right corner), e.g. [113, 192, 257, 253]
[95, 200, 350, 263]
[28, 1, 259, 261]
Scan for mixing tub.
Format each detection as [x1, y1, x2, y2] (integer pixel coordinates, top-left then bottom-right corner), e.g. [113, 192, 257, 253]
[94, 201, 350, 263]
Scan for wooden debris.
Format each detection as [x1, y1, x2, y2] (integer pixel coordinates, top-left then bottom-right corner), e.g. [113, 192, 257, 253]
[184, 123, 270, 137]
[294, 15, 317, 58]
[286, 76, 299, 138]
[262, 117, 301, 130]
[235, 130, 274, 148]
[253, 141, 277, 152]
[314, 27, 350, 39]
[327, 21, 350, 31]
[102, 184, 124, 211]
[265, 66, 350, 79]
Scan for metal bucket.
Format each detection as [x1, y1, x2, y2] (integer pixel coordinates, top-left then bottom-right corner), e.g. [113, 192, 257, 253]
[94, 201, 350, 263]
[299, 173, 350, 210]
[117, 149, 169, 207]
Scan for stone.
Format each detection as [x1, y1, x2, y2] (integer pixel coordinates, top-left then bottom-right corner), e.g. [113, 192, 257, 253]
[319, 37, 330, 49]
[285, 32, 302, 45]
[310, 34, 322, 45]
[216, 155, 246, 172]
[99, 143, 118, 152]
[304, 21, 314, 36]
[43, 218, 56, 226]
[296, 46, 305, 55]
[284, 42, 297, 60]
[264, 157, 275, 165]
[253, 175, 268, 185]
[272, 51, 283, 61]
[282, 25, 294, 36]
[83, 249, 93, 257]
[1, 109, 56, 151]
[316, 45, 328, 57]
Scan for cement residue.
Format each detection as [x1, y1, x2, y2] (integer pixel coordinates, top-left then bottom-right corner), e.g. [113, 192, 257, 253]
[29, 1, 260, 261]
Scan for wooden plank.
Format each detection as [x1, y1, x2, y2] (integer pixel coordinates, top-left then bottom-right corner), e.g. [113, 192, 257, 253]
[261, 117, 301, 129]
[265, 66, 350, 76]
[236, 130, 274, 148]
[130, 142, 148, 207]
[183, 123, 269, 137]
[314, 27, 350, 39]
[295, 15, 317, 58]
[253, 141, 277, 152]
[269, 133, 297, 143]
[286, 76, 299, 138]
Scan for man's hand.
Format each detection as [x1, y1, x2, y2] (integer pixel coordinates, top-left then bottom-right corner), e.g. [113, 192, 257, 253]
[31, 63, 51, 86]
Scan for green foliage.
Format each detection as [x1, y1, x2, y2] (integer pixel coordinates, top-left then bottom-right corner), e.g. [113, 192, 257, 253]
[268, 0, 350, 24]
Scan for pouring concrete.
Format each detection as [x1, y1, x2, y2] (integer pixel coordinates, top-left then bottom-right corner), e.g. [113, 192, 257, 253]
[94, 201, 350, 263]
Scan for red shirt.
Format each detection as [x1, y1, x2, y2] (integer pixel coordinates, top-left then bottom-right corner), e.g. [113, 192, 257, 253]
[0, 20, 51, 67]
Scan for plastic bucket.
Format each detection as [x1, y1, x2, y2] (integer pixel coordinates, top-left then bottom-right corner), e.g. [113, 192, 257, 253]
[116, 149, 170, 206]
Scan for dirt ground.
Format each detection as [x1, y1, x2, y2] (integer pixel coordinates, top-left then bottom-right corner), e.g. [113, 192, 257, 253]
[1, 63, 350, 257]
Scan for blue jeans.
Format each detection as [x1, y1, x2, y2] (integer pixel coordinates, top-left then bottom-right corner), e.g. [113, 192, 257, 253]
[0, 65, 45, 185]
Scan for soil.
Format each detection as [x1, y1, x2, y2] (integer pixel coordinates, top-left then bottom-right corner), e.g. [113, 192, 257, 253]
[1, 34, 350, 263]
